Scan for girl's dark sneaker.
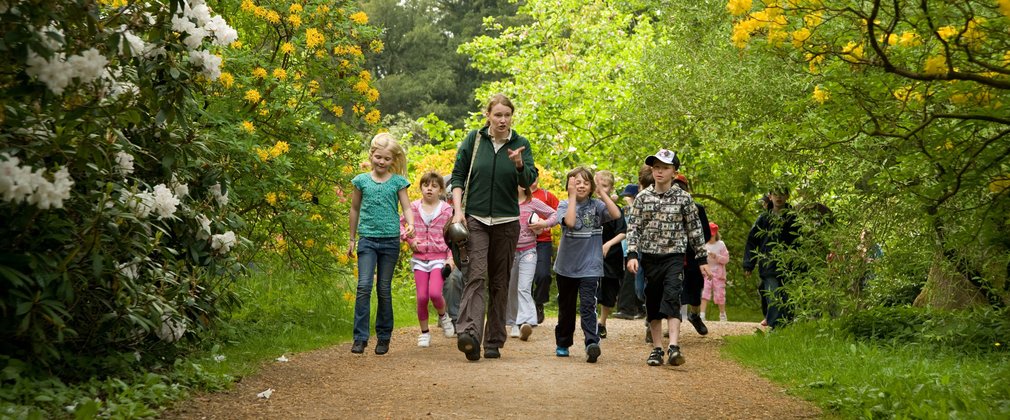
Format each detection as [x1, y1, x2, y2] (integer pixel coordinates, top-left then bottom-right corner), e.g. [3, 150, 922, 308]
[598, 324, 607, 339]
[667, 345, 685, 366]
[375, 339, 390, 355]
[351, 340, 367, 354]
[647, 347, 664, 366]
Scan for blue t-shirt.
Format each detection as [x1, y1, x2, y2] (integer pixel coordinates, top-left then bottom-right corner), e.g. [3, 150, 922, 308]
[352, 173, 410, 238]
[553, 198, 614, 278]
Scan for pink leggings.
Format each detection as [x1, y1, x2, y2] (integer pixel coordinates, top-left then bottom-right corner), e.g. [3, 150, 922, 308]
[414, 269, 446, 322]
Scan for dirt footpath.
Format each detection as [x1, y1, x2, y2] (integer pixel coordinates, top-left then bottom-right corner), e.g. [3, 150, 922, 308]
[165, 318, 820, 419]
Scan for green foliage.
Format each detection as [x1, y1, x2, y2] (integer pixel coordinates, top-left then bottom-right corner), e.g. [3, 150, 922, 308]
[725, 321, 1010, 419]
[839, 306, 1010, 354]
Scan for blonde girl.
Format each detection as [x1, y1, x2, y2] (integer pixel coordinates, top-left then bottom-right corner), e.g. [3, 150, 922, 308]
[348, 133, 414, 355]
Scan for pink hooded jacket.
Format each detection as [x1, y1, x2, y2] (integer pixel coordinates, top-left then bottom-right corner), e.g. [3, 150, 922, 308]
[400, 199, 453, 262]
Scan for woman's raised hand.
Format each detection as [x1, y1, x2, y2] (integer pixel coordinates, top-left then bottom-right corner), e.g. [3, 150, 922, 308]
[507, 146, 526, 169]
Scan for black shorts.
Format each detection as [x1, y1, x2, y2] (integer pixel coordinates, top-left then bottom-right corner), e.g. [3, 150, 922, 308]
[597, 276, 620, 307]
[641, 253, 685, 321]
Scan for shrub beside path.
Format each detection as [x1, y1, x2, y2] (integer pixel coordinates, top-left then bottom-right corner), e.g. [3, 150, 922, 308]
[166, 318, 820, 419]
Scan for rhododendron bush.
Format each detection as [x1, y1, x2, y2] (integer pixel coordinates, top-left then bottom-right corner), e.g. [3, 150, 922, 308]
[0, 0, 382, 368]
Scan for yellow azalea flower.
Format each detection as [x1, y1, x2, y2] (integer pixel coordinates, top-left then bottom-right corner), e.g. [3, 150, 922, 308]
[97, 0, 128, 7]
[273, 68, 287, 80]
[342, 291, 353, 302]
[281, 42, 295, 54]
[253, 6, 267, 18]
[963, 18, 986, 47]
[812, 85, 829, 104]
[804, 12, 822, 28]
[306, 28, 325, 49]
[308, 80, 320, 93]
[366, 88, 379, 103]
[289, 3, 303, 13]
[331, 105, 344, 117]
[805, 53, 825, 73]
[339, 59, 351, 70]
[258, 108, 269, 116]
[349, 45, 363, 56]
[301, 191, 313, 201]
[310, 213, 324, 221]
[265, 192, 278, 205]
[944, 140, 954, 150]
[287, 98, 299, 109]
[937, 26, 958, 41]
[305, 239, 315, 248]
[241, 0, 255, 12]
[791, 28, 811, 48]
[370, 40, 384, 53]
[255, 147, 269, 160]
[841, 41, 864, 62]
[923, 55, 946, 76]
[353, 79, 370, 94]
[878, 33, 897, 46]
[230, 40, 243, 49]
[244, 89, 261, 103]
[287, 14, 302, 28]
[950, 93, 969, 105]
[898, 32, 921, 47]
[893, 86, 923, 103]
[218, 72, 234, 88]
[1000, 0, 1010, 18]
[359, 70, 372, 82]
[342, 165, 354, 175]
[349, 11, 368, 24]
[731, 22, 752, 49]
[352, 103, 365, 114]
[266, 10, 281, 24]
[315, 49, 326, 58]
[726, 0, 752, 16]
[768, 29, 788, 47]
[252, 67, 267, 78]
[364, 109, 381, 124]
[242, 121, 256, 133]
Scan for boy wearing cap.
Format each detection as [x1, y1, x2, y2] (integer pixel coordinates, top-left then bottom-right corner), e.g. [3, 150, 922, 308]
[625, 149, 709, 367]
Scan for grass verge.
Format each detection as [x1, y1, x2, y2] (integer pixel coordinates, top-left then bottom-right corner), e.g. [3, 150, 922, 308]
[723, 321, 1010, 418]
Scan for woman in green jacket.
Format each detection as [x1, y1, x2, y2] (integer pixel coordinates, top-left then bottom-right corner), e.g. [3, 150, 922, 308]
[450, 93, 538, 361]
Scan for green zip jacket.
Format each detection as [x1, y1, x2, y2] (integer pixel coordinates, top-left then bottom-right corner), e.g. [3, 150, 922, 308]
[450, 127, 538, 219]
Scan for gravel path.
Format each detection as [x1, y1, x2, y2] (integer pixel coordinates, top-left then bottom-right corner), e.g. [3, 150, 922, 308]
[165, 318, 820, 419]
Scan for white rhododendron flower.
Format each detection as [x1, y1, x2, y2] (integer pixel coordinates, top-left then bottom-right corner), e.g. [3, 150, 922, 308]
[188, 50, 222, 80]
[211, 231, 236, 254]
[115, 151, 135, 175]
[209, 183, 228, 206]
[195, 214, 212, 239]
[151, 183, 180, 219]
[0, 153, 73, 209]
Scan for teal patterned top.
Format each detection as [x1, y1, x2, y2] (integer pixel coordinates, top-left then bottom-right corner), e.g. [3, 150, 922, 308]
[352, 173, 410, 238]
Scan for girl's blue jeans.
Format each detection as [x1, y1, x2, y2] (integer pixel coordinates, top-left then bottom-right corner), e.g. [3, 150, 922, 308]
[353, 236, 400, 342]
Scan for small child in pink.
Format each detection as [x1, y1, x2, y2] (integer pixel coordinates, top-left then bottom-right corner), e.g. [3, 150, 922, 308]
[401, 172, 456, 347]
[506, 184, 558, 341]
[701, 222, 730, 322]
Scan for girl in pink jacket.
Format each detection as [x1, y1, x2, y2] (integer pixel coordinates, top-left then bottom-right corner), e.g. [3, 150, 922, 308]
[401, 172, 456, 347]
[701, 222, 730, 322]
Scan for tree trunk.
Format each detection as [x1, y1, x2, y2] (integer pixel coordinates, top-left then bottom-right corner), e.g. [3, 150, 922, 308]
[913, 251, 992, 309]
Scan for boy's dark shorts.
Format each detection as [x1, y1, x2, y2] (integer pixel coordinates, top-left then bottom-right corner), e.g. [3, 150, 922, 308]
[597, 276, 620, 307]
[641, 252, 685, 322]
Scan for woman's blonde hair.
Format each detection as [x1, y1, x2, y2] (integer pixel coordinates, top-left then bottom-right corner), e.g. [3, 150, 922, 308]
[369, 133, 407, 176]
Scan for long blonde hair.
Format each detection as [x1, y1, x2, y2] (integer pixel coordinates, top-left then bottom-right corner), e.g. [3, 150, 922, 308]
[369, 133, 407, 176]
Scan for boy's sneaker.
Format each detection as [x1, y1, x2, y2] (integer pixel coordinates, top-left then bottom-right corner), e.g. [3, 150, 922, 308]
[519, 324, 533, 341]
[647, 347, 664, 366]
[536, 304, 545, 324]
[457, 332, 480, 361]
[351, 340, 367, 354]
[439, 313, 456, 337]
[667, 345, 685, 366]
[509, 325, 520, 338]
[585, 343, 601, 363]
[417, 332, 431, 348]
[375, 339, 390, 355]
[687, 313, 708, 336]
[598, 324, 607, 339]
[556, 346, 570, 357]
